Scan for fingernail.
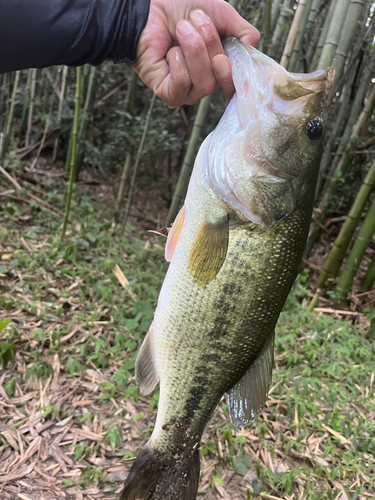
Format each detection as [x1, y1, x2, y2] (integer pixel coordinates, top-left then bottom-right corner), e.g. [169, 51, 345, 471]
[190, 9, 208, 27]
[178, 20, 195, 36]
[214, 55, 231, 79]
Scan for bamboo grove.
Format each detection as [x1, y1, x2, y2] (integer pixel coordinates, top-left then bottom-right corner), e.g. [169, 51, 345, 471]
[0, 0, 374, 312]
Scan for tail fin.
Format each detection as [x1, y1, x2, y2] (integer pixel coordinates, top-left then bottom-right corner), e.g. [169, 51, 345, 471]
[120, 445, 200, 500]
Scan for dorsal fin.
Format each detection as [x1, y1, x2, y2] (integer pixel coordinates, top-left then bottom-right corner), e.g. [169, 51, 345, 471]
[135, 322, 159, 396]
[165, 206, 185, 262]
[187, 215, 229, 287]
[227, 333, 274, 428]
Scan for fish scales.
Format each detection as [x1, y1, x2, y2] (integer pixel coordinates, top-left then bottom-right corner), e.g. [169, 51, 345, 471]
[120, 38, 333, 500]
[154, 203, 311, 449]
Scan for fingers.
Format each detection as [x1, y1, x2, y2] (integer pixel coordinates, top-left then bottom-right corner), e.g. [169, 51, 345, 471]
[163, 46, 191, 108]
[212, 54, 234, 101]
[176, 9, 239, 102]
[176, 18, 217, 105]
[189, 10, 224, 63]
[134, 0, 260, 107]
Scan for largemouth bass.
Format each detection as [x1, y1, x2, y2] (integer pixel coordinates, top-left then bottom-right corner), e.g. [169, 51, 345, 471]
[121, 38, 333, 500]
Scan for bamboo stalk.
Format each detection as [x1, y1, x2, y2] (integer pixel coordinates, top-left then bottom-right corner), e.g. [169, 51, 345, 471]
[166, 95, 211, 225]
[19, 70, 32, 136]
[53, 66, 68, 162]
[306, 0, 322, 31]
[310, 0, 337, 70]
[306, 160, 375, 312]
[268, 0, 293, 61]
[304, 48, 375, 259]
[30, 99, 54, 171]
[261, 0, 273, 54]
[328, 0, 366, 101]
[0, 73, 10, 131]
[124, 70, 138, 115]
[361, 255, 375, 292]
[280, 0, 310, 69]
[60, 67, 82, 241]
[25, 69, 37, 147]
[305, 1, 327, 67]
[287, 0, 313, 72]
[334, 196, 375, 305]
[316, 56, 359, 196]
[116, 152, 132, 212]
[270, 0, 282, 34]
[1, 71, 20, 160]
[120, 94, 157, 233]
[321, 82, 375, 206]
[317, 0, 351, 69]
[76, 65, 97, 177]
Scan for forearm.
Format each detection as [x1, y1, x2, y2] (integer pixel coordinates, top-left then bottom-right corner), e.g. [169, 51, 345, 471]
[0, 0, 150, 74]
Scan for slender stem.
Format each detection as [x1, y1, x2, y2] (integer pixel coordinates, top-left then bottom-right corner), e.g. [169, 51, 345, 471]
[60, 67, 82, 241]
[116, 152, 132, 212]
[261, 0, 273, 54]
[121, 94, 156, 234]
[306, 160, 375, 311]
[53, 66, 68, 162]
[25, 69, 37, 147]
[1, 71, 20, 160]
[361, 254, 375, 292]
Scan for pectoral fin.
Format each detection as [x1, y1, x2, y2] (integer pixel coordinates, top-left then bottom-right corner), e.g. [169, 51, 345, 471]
[227, 334, 274, 428]
[135, 322, 159, 395]
[165, 206, 185, 262]
[188, 215, 229, 287]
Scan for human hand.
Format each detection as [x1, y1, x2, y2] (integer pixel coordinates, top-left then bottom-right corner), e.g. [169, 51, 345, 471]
[134, 0, 260, 108]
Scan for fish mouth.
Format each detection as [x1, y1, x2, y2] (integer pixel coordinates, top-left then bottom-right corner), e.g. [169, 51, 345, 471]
[223, 38, 333, 125]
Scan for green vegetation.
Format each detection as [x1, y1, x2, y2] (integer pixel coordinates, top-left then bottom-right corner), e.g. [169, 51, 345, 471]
[0, 194, 374, 499]
[1, 2, 375, 498]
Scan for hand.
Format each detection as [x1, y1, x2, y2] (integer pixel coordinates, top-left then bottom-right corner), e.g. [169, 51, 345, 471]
[134, 0, 260, 108]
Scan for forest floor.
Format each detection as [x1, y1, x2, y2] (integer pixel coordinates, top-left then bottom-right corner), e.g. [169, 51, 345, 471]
[0, 163, 375, 500]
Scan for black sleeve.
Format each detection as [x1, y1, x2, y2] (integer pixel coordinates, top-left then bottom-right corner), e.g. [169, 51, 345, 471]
[0, 0, 150, 74]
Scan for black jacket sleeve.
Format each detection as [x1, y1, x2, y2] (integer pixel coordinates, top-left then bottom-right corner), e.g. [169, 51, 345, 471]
[0, 0, 150, 74]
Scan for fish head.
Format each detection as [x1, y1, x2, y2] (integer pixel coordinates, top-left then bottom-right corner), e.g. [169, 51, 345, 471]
[207, 38, 334, 227]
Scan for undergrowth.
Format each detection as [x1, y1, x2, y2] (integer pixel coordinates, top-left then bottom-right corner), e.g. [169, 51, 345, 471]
[0, 189, 374, 499]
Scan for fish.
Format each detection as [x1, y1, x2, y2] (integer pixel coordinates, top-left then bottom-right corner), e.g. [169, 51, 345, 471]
[120, 38, 333, 500]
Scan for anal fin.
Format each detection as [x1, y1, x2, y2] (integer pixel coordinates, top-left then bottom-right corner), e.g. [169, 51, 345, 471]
[135, 323, 159, 396]
[187, 215, 229, 287]
[227, 333, 274, 428]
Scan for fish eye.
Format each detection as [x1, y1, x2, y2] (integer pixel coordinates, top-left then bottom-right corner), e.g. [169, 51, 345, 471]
[306, 118, 323, 142]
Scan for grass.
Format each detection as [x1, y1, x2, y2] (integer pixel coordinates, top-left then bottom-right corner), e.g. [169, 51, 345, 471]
[0, 186, 374, 499]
